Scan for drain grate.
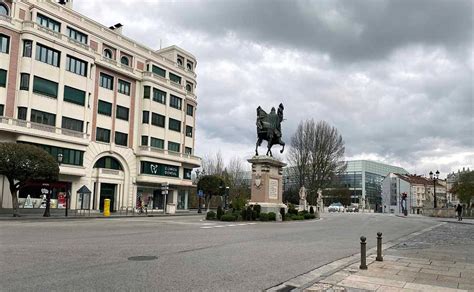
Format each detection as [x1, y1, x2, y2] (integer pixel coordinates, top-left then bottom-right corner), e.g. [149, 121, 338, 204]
[128, 256, 158, 261]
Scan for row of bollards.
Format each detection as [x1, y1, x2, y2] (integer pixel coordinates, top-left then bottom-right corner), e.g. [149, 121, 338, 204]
[359, 232, 383, 270]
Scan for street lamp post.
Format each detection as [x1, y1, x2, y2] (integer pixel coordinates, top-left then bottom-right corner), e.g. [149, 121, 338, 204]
[429, 170, 440, 209]
[57, 154, 66, 217]
[225, 186, 229, 211]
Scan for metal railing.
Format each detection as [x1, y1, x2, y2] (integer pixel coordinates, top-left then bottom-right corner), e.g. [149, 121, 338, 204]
[139, 146, 201, 162]
[0, 117, 90, 139]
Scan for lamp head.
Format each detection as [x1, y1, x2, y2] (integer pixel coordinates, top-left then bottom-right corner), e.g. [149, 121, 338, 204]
[429, 171, 433, 179]
[57, 153, 63, 165]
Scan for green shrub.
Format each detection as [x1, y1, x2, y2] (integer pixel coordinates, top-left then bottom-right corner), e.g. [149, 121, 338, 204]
[241, 209, 248, 220]
[292, 215, 305, 220]
[259, 213, 269, 221]
[221, 214, 237, 221]
[309, 206, 315, 214]
[268, 212, 276, 221]
[232, 211, 241, 221]
[217, 206, 224, 220]
[304, 213, 314, 219]
[206, 211, 216, 220]
[254, 204, 261, 218]
[288, 203, 298, 215]
[231, 196, 247, 211]
[280, 207, 286, 220]
[246, 206, 253, 221]
[252, 210, 258, 221]
[298, 210, 308, 215]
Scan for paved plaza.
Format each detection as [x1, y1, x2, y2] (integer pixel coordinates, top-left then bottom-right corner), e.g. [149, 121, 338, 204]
[0, 213, 455, 291]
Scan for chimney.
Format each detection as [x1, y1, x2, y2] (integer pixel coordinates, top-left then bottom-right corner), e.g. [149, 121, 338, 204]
[109, 23, 123, 34]
[58, 0, 74, 9]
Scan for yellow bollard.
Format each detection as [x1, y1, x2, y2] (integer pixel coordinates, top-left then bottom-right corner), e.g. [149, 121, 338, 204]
[104, 199, 110, 217]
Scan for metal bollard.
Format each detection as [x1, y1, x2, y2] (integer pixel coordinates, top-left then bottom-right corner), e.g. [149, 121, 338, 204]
[376, 232, 383, 262]
[360, 236, 367, 270]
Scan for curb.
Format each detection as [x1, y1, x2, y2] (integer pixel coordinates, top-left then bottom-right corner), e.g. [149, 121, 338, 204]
[265, 222, 446, 292]
[0, 213, 205, 221]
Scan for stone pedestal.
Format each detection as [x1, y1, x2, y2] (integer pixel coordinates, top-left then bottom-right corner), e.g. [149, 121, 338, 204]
[248, 156, 287, 214]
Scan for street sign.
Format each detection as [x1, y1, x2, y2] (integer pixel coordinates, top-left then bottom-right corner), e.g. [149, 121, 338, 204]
[198, 190, 204, 197]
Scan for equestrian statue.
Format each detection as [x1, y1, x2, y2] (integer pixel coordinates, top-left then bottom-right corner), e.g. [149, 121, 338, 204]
[255, 103, 285, 157]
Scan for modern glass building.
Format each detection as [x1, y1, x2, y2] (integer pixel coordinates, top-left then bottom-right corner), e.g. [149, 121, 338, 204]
[282, 160, 409, 211]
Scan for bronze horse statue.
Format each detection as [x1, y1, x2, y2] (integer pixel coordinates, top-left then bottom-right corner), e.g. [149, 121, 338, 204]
[255, 103, 285, 157]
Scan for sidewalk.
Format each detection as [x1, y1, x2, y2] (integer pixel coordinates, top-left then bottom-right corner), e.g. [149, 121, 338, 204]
[268, 222, 474, 292]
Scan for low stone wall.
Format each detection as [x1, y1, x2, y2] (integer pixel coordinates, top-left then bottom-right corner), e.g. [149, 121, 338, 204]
[423, 208, 473, 218]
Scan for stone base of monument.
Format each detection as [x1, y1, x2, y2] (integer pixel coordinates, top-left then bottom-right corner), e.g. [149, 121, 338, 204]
[248, 156, 287, 220]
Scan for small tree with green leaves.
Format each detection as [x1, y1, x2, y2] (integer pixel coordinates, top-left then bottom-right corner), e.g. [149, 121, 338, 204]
[197, 174, 225, 212]
[0, 143, 59, 217]
[451, 171, 474, 206]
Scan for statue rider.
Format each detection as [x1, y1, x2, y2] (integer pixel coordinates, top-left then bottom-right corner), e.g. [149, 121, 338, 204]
[267, 107, 279, 138]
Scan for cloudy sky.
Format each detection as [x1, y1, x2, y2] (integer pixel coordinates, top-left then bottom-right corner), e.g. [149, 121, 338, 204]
[74, 0, 473, 178]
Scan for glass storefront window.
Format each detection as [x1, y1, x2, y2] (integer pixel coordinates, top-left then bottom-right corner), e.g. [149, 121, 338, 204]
[18, 181, 71, 209]
[177, 190, 186, 210]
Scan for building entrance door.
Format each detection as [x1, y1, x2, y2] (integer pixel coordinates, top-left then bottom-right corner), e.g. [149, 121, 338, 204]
[99, 183, 116, 212]
[153, 189, 164, 209]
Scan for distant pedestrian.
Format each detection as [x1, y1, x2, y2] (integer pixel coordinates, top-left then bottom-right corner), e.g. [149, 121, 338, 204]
[456, 204, 463, 221]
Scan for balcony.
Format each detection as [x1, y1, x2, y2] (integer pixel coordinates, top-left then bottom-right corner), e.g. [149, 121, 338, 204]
[0, 14, 12, 24]
[142, 72, 185, 91]
[0, 117, 90, 142]
[66, 37, 90, 51]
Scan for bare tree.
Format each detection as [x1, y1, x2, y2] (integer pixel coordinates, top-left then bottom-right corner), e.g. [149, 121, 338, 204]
[288, 119, 347, 204]
[201, 151, 225, 176]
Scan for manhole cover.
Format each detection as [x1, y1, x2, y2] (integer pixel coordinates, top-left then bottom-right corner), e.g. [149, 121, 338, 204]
[128, 256, 158, 261]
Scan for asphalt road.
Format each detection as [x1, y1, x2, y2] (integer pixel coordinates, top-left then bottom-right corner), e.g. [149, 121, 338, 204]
[0, 213, 439, 291]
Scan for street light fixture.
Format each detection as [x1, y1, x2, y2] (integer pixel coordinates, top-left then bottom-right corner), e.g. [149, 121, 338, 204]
[56, 154, 67, 217]
[429, 170, 440, 209]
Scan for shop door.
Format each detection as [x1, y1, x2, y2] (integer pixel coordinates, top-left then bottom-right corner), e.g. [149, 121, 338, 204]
[99, 183, 116, 212]
[153, 189, 164, 209]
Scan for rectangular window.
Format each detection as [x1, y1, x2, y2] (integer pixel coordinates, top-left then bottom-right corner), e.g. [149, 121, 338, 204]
[153, 88, 166, 104]
[0, 69, 6, 87]
[169, 73, 181, 84]
[143, 86, 150, 99]
[20, 73, 29, 90]
[61, 116, 83, 132]
[169, 118, 181, 132]
[23, 40, 32, 57]
[96, 127, 111, 143]
[0, 34, 9, 54]
[67, 27, 88, 44]
[142, 111, 149, 124]
[115, 131, 128, 146]
[31, 109, 56, 126]
[152, 65, 166, 78]
[98, 100, 112, 116]
[141, 136, 148, 146]
[18, 107, 27, 120]
[37, 13, 61, 32]
[186, 104, 194, 116]
[0, 104, 3, 116]
[118, 79, 131, 96]
[116, 105, 129, 121]
[99, 73, 113, 90]
[185, 147, 192, 155]
[170, 95, 182, 110]
[63, 86, 85, 106]
[35, 44, 60, 67]
[150, 137, 164, 149]
[168, 141, 180, 153]
[66, 55, 87, 77]
[33, 76, 58, 98]
[186, 125, 193, 137]
[151, 113, 165, 127]
[22, 142, 84, 166]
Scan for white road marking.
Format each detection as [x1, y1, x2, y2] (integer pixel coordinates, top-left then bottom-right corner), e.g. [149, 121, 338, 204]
[200, 222, 258, 229]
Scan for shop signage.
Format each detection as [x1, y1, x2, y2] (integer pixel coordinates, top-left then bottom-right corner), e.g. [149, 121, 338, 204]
[141, 161, 179, 178]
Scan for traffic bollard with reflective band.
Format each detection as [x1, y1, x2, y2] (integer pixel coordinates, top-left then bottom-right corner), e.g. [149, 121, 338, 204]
[104, 199, 110, 217]
[360, 236, 367, 270]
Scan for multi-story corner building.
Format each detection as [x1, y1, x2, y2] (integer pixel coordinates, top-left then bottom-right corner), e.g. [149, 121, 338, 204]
[381, 173, 446, 214]
[0, 0, 200, 213]
[282, 160, 408, 211]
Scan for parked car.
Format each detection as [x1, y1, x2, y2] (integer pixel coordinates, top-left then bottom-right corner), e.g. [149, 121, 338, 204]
[346, 204, 359, 212]
[328, 202, 344, 212]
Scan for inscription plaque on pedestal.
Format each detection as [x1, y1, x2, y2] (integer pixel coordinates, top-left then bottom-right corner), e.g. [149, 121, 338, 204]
[269, 179, 278, 199]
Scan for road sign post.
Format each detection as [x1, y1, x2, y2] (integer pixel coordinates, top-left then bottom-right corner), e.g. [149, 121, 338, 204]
[198, 190, 203, 214]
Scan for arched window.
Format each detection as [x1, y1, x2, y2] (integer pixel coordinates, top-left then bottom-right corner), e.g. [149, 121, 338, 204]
[186, 62, 193, 71]
[186, 84, 192, 92]
[103, 48, 112, 59]
[177, 58, 183, 66]
[94, 156, 123, 170]
[0, 4, 8, 16]
[120, 56, 129, 66]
